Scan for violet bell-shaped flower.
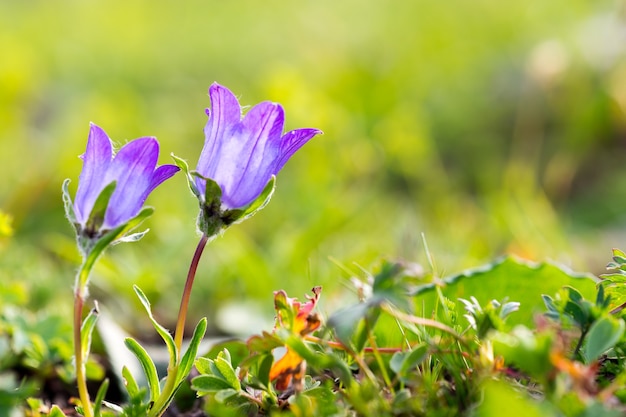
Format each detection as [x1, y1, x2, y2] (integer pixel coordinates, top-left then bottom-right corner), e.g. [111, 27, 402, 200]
[65, 123, 179, 254]
[189, 83, 321, 235]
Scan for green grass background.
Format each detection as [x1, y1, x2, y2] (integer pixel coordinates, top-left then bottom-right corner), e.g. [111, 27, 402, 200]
[1, 0, 625, 335]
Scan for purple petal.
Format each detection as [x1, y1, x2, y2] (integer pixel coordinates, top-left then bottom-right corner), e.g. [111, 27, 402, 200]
[215, 102, 285, 208]
[274, 128, 322, 172]
[104, 137, 159, 228]
[196, 83, 242, 180]
[74, 123, 113, 225]
[145, 164, 180, 197]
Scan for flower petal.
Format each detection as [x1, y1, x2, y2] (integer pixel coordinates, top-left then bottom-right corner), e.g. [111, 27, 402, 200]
[196, 83, 242, 181]
[145, 164, 180, 197]
[274, 128, 322, 173]
[216, 102, 285, 208]
[74, 123, 113, 225]
[103, 137, 159, 228]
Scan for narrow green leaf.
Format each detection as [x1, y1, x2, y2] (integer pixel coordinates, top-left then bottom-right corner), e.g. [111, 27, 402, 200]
[93, 378, 109, 417]
[596, 284, 609, 309]
[612, 248, 626, 259]
[582, 316, 625, 363]
[541, 294, 559, 312]
[176, 317, 208, 386]
[125, 337, 161, 403]
[122, 365, 140, 398]
[133, 285, 177, 366]
[80, 307, 99, 363]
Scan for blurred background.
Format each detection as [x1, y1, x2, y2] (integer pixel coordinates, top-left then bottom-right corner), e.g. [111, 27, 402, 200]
[1, 0, 626, 336]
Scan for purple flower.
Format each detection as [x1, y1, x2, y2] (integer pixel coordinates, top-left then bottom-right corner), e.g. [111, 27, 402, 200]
[195, 83, 322, 210]
[74, 123, 179, 232]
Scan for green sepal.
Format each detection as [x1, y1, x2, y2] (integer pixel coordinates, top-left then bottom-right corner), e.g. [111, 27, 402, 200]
[93, 378, 109, 417]
[133, 285, 178, 366]
[80, 306, 99, 364]
[125, 337, 161, 403]
[77, 206, 154, 287]
[176, 317, 208, 387]
[113, 229, 150, 245]
[224, 176, 276, 226]
[171, 153, 202, 198]
[62, 179, 77, 228]
[191, 172, 276, 238]
[85, 181, 117, 238]
[195, 174, 225, 237]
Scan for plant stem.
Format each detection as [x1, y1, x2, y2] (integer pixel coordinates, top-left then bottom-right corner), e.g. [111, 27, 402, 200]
[74, 264, 93, 417]
[149, 234, 209, 417]
[174, 233, 209, 352]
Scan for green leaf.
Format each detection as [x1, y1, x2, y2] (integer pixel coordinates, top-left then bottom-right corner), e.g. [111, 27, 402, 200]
[133, 285, 177, 366]
[582, 316, 625, 363]
[413, 256, 597, 327]
[492, 326, 554, 382]
[176, 317, 208, 387]
[390, 343, 428, 376]
[122, 366, 140, 398]
[542, 295, 557, 312]
[195, 357, 213, 375]
[247, 331, 283, 353]
[93, 378, 109, 417]
[214, 388, 239, 402]
[191, 375, 234, 393]
[124, 337, 161, 403]
[80, 307, 99, 363]
[214, 350, 241, 391]
[48, 405, 69, 417]
[257, 353, 274, 389]
[282, 333, 352, 387]
[328, 303, 370, 348]
[202, 339, 249, 368]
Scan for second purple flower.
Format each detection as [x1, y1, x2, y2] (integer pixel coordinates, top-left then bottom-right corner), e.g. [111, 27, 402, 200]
[195, 83, 322, 210]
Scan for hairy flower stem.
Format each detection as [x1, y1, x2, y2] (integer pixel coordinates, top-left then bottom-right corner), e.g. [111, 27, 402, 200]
[74, 265, 93, 417]
[174, 233, 209, 352]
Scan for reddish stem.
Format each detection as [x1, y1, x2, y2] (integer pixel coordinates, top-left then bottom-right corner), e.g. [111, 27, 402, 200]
[174, 234, 209, 352]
